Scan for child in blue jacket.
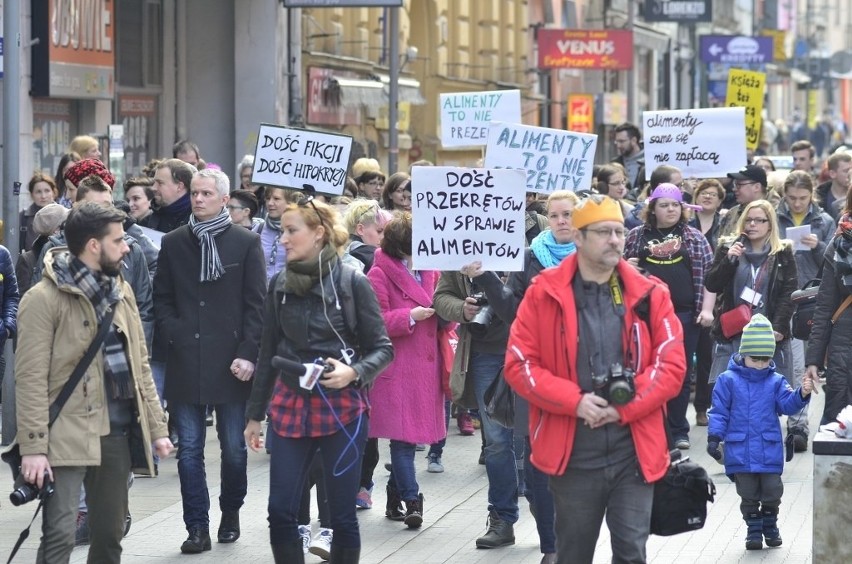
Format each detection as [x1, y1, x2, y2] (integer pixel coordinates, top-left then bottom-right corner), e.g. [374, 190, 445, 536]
[706, 314, 815, 551]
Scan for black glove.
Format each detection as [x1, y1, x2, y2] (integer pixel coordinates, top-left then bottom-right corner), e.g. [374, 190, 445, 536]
[785, 434, 795, 462]
[707, 436, 722, 461]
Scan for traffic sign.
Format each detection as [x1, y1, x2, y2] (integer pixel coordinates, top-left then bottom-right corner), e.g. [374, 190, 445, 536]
[699, 35, 773, 64]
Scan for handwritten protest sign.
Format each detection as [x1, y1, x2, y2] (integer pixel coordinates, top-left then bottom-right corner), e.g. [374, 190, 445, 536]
[726, 69, 766, 151]
[252, 123, 352, 195]
[483, 122, 597, 193]
[440, 90, 521, 148]
[642, 107, 747, 179]
[411, 166, 526, 271]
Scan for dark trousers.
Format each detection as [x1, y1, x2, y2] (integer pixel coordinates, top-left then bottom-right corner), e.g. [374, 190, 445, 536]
[359, 437, 380, 490]
[268, 416, 367, 549]
[734, 472, 784, 515]
[668, 312, 700, 440]
[549, 457, 653, 564]
[693, 326, 714, 413]
[298, 451, 330, 528]
[37, 435, 131, 564]
[524, 437, 556, 554]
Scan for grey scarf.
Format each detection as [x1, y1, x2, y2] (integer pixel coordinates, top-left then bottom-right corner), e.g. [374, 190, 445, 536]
[190, 208, 231, 282]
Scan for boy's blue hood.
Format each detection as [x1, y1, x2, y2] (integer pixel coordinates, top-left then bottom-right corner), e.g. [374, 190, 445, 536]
[726, 354, 776, 382]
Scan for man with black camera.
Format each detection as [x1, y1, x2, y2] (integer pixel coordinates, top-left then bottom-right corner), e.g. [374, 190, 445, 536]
[504, 195, 685, 563]
[433, 268, 518, 550]
[14, 202, 172, 563]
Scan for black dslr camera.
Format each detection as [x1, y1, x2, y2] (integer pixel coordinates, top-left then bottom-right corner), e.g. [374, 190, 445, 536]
[9, 472, 55, 506]
[468, 292, 494, 335]
[592, 362, 636, 406]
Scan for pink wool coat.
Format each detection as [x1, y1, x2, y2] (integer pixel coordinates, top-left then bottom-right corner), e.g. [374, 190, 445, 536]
[366, 250, 446, 444]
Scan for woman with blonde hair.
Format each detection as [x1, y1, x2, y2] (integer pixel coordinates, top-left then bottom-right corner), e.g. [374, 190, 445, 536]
[244, 195, 393, 563]
[344, 199, 392, 273]
[69, 135, 102, 161]
[705, 200, 798, 394]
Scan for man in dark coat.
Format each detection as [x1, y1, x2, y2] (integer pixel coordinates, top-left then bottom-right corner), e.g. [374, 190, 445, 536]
[153, 168, 266, 554]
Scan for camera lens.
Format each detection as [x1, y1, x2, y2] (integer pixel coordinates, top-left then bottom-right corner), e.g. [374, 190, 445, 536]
[608, 381, 634, 405]
[9, 483, 37, 506]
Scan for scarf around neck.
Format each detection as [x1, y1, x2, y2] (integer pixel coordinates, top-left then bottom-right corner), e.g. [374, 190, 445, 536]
[159, 192, 192, 218]
[530, 229, 576, 268]
[265, 215, 283, 265]
[285, 244, 340, 296]
[190, 208, 231, 282]
[834, 216, 852, 289]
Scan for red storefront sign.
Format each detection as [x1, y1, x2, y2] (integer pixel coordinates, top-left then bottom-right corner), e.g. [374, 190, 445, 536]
[567, 95, 594, 133]
[537, 29, 633, 70]
[307, 67, 362, 126]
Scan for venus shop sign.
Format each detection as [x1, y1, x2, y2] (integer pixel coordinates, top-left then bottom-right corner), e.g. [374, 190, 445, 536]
[537, 29, 633, 70]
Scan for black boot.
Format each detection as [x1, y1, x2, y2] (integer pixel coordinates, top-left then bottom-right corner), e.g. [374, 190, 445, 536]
[744, 512, 763, 550]
[180, 526, 211, 554]
[218, 510, 241, 543]
[403, 494, 424, 529]
[761, 508, 783, 547]
[385, 484, 405, 521]
[475, 510, 515, 548]
[272, 538, 306, 564]
[329, 543, 360, 563]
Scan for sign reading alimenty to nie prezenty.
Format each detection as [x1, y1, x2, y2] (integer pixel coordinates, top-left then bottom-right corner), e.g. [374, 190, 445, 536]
[642, 107, 747, 180]
[725, 68, 766, 151]
[483, 122, 598, 194]
[439, 90, 522, 148]
[411, 166, 526, 272]
[251, 123, 353, 196]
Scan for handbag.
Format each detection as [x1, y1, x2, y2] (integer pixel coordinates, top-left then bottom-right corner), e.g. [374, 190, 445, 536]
[719, 303, 753, 339]
[650, 448, 717, 536]
[484, 368, 514, 428]
[651, 416, 716, 536]
[438, 325, 458, 401]
[791, 278, 821, 340]
[1, 307, 116, 480]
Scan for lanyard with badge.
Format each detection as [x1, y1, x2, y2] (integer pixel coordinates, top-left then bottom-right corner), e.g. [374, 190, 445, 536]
[740, 263, 766, 308]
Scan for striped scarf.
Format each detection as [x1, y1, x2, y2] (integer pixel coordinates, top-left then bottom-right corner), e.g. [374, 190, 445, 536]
[190, 208, 231, 282]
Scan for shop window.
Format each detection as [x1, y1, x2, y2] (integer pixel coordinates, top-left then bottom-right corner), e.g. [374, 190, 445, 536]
[117, 0, 162, 88]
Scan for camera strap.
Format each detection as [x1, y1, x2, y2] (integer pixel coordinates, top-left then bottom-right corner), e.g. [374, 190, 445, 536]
[6, 498, 44, 563]
[608, 272, 626, 317]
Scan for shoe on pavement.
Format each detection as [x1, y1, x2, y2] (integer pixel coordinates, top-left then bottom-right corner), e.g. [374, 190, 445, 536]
[309, 527, 333, 560]
[356, 486, 373, 509]
[475, 511, 515, 548]
[427, 453, 444, 473]
[298, 524, 311, 554]
[674, 438, 690, 450]
[403, 494, 424, 529]
[695, 411, 708, 426]
[180, 526, 212, 554]
[217, 510, 240, 543]
[457, 412, 475, 435]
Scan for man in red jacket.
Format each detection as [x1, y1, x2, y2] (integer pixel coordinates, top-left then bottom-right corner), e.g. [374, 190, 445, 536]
[505, 195, 685, 563]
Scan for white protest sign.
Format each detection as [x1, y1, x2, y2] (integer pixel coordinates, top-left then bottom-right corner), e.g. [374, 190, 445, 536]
[483, 122, 597, 193]
[440, 90, 521, 148]
[411, 166, 526, 272]
[252, 123, 352, 195]
[642, 107, 747, 180]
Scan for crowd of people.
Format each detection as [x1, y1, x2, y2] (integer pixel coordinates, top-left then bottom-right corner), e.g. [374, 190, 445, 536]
[0, 122, 847, 564]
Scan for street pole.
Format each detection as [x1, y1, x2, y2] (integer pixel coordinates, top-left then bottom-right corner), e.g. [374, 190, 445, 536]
[387, 6, 400, 174]
[288, 6, 303, 126]
[1, 0, 21, 445]
[626, 0, 636, 124]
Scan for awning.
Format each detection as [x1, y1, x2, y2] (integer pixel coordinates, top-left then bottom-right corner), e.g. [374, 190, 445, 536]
[328, 74, 425, 111]
[632, 24, 672, 53]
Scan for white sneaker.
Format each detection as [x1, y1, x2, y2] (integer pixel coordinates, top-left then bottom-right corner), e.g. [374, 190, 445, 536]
[309, 527, 333, 560]
[298, 525, 311, 555]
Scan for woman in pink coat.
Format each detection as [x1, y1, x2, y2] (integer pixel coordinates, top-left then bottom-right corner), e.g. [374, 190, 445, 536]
[367, 213, 445, 530]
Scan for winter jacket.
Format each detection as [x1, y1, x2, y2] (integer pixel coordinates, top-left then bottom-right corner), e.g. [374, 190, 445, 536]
[153, 223, 266, 405]
[0, 246, 20, 350]
[704, 242, 798, 343]
[816, 180, 845, 222]
[504, 255, 686, 481]
[709, 355, 809, 476]
[15, 249, 167, 474]
[433, 271, 510, 410]
[245, 260, 394, 422]
[366, 250, 444, 444]
[804, 237, 852, 419]
[775, 201, 836, 286]
[18, 203, 41, 254]
[688, 212, 723, 251]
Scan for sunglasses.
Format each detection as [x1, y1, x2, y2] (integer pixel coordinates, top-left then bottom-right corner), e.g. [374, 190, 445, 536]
[297, 193, 329, 233]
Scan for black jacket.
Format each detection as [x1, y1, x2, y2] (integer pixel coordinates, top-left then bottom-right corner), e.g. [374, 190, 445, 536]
[245, 262, 394, 421]
[704, 242, 798, 342]
[153, 223, 266, 404]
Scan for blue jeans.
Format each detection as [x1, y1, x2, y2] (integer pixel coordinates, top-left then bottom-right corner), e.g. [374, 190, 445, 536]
[268, 416, 367, 549]
[428, 400, 451, 457]
[388, 440, 419, 501]
[169, 401, 248, 530]
[470, 351, 518, 523]
[668, 312, 700, 442]
[525, 437, 556, 554]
